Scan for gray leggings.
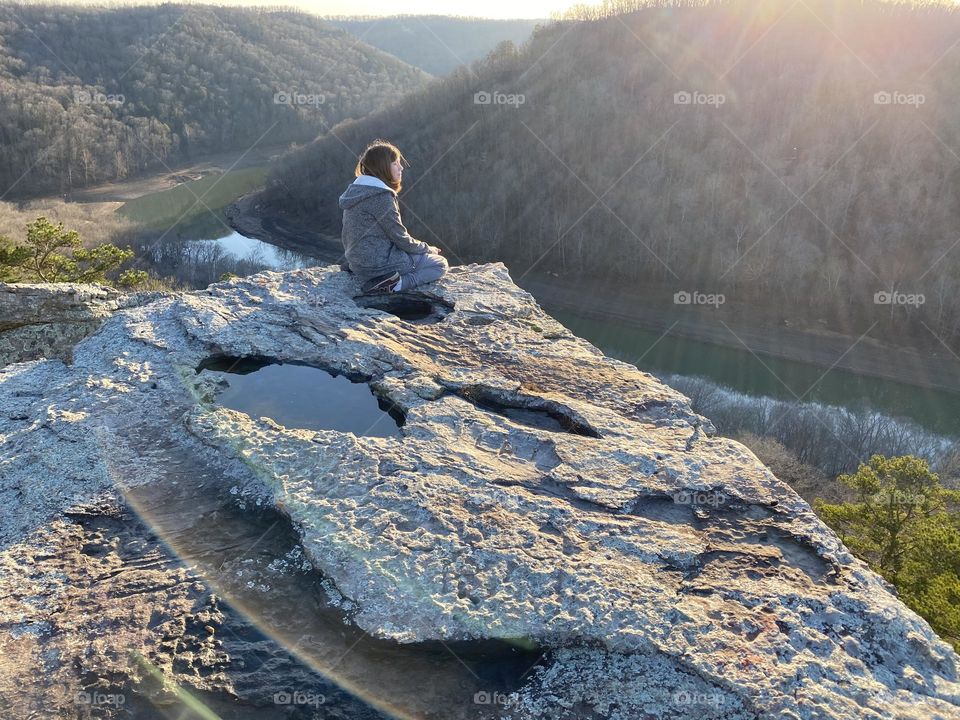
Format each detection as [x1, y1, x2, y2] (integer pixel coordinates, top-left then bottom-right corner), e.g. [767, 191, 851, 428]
[400, 252, 448, 291]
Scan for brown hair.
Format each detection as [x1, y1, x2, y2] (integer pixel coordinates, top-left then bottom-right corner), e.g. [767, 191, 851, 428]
[355, 139, 408, 193]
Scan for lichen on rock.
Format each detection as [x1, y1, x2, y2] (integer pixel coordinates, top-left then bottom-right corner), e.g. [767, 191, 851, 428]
[0, 263, 958, 719]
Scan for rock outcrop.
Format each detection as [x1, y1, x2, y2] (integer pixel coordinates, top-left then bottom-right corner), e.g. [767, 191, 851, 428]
[0, 264, 958, 719]
[0, 281, 163, 368]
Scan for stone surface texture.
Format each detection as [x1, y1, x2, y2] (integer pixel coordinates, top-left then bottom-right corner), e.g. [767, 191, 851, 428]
[0, 281, 165, 368]
[0, 264, 958, 720]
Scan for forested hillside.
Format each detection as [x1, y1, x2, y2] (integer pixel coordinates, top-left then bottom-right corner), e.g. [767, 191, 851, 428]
[327, 15, 543, 75]
[256, 0, 960, 353]
[0, 3, 429, 197]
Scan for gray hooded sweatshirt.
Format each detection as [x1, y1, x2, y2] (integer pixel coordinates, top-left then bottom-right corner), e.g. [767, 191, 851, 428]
[338, 175, 429, 280]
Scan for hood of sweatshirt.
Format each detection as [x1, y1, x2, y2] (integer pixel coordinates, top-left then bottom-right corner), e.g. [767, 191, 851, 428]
[338, 175, 395, 210]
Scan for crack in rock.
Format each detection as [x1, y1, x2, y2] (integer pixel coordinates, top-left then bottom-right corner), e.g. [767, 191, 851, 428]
[0, 264, 958, 719]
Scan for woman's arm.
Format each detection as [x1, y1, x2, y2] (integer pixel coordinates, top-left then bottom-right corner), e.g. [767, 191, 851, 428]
[373, 195, 430, 254]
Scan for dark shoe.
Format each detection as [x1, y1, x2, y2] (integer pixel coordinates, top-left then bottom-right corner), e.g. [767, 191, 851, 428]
[361, 271, 400, 294]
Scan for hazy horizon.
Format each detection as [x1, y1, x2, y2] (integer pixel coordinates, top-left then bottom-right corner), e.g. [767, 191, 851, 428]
[8, 0, 960, 22]
[4, 0, 567, 19]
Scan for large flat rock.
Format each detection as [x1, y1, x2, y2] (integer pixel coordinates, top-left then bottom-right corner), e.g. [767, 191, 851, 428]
[0, 263, 957, 719]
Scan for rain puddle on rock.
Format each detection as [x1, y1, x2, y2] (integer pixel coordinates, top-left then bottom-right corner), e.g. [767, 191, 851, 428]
[121, 433, 545, 719]
[196, 356, 404, 438]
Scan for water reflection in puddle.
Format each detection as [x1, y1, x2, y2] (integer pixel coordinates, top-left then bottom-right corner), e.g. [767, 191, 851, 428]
[197, 357, 404, 438]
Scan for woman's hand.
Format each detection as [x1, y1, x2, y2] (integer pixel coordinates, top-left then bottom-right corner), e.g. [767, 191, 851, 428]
[428, 244, 443, 254]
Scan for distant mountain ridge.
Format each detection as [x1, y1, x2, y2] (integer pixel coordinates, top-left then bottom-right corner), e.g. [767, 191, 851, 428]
[326, 14, 545, 75]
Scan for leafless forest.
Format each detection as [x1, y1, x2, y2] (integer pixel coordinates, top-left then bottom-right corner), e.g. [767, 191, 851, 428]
[262, 0, 960, 353]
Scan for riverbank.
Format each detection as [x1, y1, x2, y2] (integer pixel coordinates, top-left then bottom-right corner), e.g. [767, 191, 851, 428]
[518, 275, 960, 395]
[225, 199, 960, 395]
[66, 143, 294, 203]
[226, 191, 343, 260]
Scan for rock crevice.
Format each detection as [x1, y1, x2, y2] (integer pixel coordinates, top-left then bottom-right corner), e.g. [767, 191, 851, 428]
[0, 264, 958, 719]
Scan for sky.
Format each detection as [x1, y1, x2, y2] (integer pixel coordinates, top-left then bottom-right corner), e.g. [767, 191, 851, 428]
[14, 0, 960, 21]
[26, 0, 580, 19]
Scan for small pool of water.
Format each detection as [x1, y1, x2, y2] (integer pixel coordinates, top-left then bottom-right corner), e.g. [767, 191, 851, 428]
[198, 356, 404, 438]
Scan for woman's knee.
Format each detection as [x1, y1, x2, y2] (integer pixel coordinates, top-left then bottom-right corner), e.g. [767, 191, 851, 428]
[424, 253, 447, 271]
[419, 254, 447, 283]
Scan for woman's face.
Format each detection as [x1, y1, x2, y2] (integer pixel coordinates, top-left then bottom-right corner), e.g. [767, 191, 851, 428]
[390, 157, 402, 183]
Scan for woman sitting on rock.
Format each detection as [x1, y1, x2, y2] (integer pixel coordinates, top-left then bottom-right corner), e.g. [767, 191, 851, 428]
[338, 139, 448, 294]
